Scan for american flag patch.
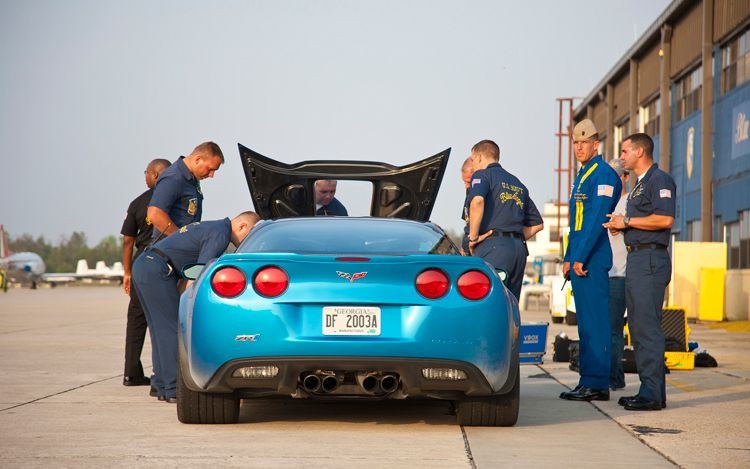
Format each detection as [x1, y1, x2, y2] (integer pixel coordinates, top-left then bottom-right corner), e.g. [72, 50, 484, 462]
[472, 178, 481, 186]
[597, 184, 614, 197]
[660, 189, 672, 198]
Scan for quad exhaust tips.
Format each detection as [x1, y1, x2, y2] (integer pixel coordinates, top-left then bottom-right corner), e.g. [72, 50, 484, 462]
[302, 371, 400, 395]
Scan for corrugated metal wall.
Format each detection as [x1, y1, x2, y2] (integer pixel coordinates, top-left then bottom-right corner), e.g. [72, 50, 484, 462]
[613, 74, 630, 122]
[671, 1, 702, 78]
[714, 0, 750, 42]
[638, 43, 661, 103]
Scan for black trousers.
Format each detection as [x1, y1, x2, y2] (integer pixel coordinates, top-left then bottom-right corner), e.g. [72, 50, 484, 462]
[124, 282, 149, 377]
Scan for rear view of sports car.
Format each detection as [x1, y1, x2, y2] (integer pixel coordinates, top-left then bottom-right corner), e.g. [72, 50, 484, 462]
[176, 146, 521, 426]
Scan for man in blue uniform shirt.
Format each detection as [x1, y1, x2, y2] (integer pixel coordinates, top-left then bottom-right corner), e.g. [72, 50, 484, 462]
[132, 211, 260, 402]
[465, 140, 544, 300]
[560, 119, 621, 402]
[148, 141, 224, 238]
[315, 180, 348, 216]
[604, 133, 676, 411]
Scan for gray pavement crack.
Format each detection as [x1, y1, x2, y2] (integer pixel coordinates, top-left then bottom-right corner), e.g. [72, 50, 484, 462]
[460, 426, 477, 469]
[535, 364, 681, 468]
[0, 374, 122, 412]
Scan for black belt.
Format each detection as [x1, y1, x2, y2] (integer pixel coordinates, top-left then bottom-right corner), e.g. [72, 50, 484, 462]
[489, 230, 524, 240]
[148, 248, 177, 275]
[626, 243, 668, 253]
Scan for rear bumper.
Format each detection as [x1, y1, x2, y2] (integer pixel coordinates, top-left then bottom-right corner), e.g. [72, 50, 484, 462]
[179, 355, 519, 399]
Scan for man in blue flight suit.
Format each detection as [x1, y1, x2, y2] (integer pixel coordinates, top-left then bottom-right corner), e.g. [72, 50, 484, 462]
[560, 119, 621, 402]
[147, 141, 225, 238]
[315, 180, 348, 216]
[604, 133, 675, 411]
[465, 140, 544, 300]
[132, 211, 260, 402]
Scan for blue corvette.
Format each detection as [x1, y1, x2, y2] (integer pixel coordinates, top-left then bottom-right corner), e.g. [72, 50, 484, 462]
[176, 146, 521, 426]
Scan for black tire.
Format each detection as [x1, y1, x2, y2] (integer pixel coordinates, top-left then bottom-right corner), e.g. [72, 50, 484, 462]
[455, 367, 519, 426]
[551, 316, 564, 324]
[177, 364, 240, 424]
[565, 311, 577, 326]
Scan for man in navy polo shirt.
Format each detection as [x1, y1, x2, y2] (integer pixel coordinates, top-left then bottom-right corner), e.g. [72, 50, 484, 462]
[604, 133, 676, 411]
[147, 141, 224, 239]
[133, 211, 260, 402]
[465, 139, 544, 300]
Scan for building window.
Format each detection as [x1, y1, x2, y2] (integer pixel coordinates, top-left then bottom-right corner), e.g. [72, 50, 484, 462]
[727, 210, 750, 269]
[613, 120, 628, 158]
[549, 226, 560, 243]
[742, 210, 750, 269]
[674, 66, 702, 121]
[640, 96, 660, 137]
[727, 222, 739, 268]
[721, 27, 750, 95]
[687, 220, 702, 242]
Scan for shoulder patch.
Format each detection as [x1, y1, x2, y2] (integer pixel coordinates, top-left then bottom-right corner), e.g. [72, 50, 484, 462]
[472, 178, 481, 186]
[597, 184, 614, 197]
[659, 189, 672, 198]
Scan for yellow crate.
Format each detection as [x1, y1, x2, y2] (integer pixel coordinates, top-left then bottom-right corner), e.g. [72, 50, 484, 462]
[664, 351, 695, 370]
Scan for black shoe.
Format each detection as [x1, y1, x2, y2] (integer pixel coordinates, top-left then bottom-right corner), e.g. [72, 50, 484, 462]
[618, 395, 667, 408]
[149, 386, 158, 397]
[560, 387, 609, 401]
[558, 384, 583, 399]
[123, 376, 151, 386]
[165, 397, 177, 404]
[624, 396, 662, 411]
[157, 395, 166, 401]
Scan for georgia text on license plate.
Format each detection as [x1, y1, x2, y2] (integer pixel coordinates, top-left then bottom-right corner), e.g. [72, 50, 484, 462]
[322, 306, 381, 336]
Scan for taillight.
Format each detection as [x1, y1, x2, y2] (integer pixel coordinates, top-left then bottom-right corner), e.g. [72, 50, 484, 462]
[253, 266, 289, 297]
[415, 269, 449, 299]
[457, 270, 491, 300]
[211, 267, 246, 298]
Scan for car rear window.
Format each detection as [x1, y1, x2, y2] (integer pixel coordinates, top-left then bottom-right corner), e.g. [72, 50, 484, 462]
[238, 219, 459, 255]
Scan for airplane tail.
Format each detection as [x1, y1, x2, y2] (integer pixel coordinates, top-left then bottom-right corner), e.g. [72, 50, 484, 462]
[76, 259, 89, 275]
[0, 225, 10, 259]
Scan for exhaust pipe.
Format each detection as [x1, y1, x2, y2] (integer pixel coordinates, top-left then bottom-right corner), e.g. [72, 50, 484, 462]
[321, 374, 340, 393]
[357, 373, 380, 393]
[302, 373, 321, 393]
[380, 374, 399, 393]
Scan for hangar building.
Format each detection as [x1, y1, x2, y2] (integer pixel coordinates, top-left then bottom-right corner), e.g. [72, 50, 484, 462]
[571, 0, 750, 318]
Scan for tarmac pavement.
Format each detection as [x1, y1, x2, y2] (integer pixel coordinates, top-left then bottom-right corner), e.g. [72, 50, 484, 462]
[0, 287, 748, 468]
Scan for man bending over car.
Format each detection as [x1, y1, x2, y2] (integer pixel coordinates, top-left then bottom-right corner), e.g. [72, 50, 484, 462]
[133, 211, 260, 403]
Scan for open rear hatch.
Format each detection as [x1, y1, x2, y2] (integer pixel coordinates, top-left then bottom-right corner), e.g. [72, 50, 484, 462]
[238, 144, 450, 222]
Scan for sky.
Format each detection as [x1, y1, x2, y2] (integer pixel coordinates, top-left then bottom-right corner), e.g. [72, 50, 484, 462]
[1, 0, 670, 245]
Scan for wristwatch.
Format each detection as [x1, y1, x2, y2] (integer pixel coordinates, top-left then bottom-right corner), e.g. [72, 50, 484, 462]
[623, 216, 631, 228]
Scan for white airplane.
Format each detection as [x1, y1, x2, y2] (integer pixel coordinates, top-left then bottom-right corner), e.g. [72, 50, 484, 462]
[1, 225, 124, 289]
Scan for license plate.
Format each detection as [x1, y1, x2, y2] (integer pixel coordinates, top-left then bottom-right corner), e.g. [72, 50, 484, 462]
[322, 306, 381, 336]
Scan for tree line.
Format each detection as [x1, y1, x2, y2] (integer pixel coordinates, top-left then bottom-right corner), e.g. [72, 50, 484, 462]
[6, 228, 466, 274]
[8, 232, 121, 273]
